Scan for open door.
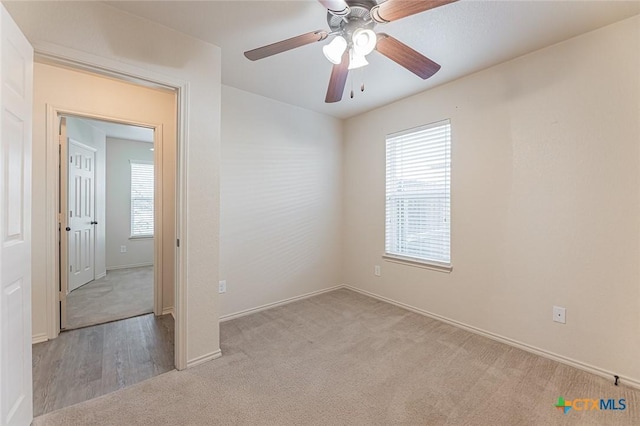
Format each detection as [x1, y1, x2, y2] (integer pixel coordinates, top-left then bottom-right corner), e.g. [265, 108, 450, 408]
[0, 4, 33, 426]
[66, 139, 97, 292]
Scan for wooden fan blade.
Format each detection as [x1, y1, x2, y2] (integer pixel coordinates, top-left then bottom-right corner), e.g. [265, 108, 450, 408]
[318, 0, 350, 16]
[244, 30, 328, 61]
[325, 50, 350, 103]
[376, 33, 441, 79]
[371, 0, 457, 23]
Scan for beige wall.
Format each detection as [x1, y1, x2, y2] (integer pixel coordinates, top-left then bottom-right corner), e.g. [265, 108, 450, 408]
[220, 86, 343, 317]
[31, 63, 176, 336]
[343, 16, 640, 383]
[105, 137, 154, 270]
[7, 0, 221, 364]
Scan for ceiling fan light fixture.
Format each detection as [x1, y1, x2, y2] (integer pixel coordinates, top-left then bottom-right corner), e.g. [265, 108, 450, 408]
[348, 49, 369, 70]
[352, 28, 377, 56]
[323, 35, 347, 64]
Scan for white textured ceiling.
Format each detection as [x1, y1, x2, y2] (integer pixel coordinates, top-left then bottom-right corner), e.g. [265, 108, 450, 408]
[105, 1, 640, 119]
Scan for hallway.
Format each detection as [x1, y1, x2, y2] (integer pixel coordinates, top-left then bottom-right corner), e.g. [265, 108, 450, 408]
[32, 313, 174, 416]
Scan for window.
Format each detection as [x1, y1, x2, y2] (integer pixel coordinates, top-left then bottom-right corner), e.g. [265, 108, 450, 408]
[130, 161, 154, 237]
[385, 119, 451, 268]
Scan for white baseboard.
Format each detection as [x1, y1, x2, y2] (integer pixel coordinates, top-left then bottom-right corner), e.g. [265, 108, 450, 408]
[95, 272, 106, 280]
[342, 284, 640, 390]
[32, 333, 49, 345]
[106, 262, 153, 271]
[162, 307, 175, 319]
[186, 349, 222, 368]
[219, 285, 344, 322]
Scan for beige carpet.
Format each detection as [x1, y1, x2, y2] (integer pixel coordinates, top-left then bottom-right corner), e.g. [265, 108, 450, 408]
[35, 289, 639, 425]
[66, 266, 153, 330]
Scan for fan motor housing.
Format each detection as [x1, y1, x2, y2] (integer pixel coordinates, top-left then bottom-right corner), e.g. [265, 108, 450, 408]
[327, 0, 377, 33]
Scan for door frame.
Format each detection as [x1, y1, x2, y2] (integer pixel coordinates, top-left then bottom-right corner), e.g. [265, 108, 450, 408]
[58, 113, 164, 330]
[38, 44, 189, 370]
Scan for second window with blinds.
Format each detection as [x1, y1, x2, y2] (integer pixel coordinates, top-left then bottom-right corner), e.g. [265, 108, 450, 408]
[130, 161, 154, 238]
[385, 119, 451, 270]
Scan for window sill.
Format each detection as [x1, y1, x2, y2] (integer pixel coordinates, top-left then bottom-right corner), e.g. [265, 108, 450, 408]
[382, 254, 452, 273]
[129, 235, 154, 240]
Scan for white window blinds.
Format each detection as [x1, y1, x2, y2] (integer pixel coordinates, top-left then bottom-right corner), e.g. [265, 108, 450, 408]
[130, 161, 154, 237]
[385, 119, 451, 266]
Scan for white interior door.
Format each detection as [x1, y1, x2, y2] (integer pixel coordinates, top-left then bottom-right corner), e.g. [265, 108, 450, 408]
[0, 4, 33, 426]
[67, 140, 96, 292]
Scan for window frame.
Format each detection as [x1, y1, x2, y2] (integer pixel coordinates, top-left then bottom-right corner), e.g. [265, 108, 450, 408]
[129, 160, 155, 239]
[383, 119, 452, 273]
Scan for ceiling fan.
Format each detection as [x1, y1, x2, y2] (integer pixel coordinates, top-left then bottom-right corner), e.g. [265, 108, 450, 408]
[244, 0, 457, 103]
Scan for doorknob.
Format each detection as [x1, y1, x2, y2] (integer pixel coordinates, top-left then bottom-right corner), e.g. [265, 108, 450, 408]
[91, 221, 98, 225]
[65, 227, 71, 231]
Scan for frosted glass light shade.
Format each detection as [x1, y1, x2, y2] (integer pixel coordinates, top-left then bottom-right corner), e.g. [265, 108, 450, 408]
[348, 49, 369, 70]
[323, 36, 347, 64]
[352, 28, 377, 56]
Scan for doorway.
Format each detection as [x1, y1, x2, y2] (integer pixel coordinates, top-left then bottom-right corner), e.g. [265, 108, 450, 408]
[33, 60, 179, 343]
[59, 116, 159, 330]
[30, 62, 180, 415]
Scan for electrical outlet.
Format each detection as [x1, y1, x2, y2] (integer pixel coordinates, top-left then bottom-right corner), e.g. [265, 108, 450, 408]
[219, 280, 226, 294]
[374, 265, 381, 277]
[120, 245, 127, 253]
[553, 306, 566, 324]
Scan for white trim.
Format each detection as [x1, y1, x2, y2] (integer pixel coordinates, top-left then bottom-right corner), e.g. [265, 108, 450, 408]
[68, 138, 97, 153]
[174, 82, 190, 371]
[219, 286, 344, 322]
[186, 349, 222, 368]
[161, 307, 175, 319]
[46, 105, 62, 338]
[342, 284, 640, 390]
[34, 42, 183, 91]
[152, 124, 164, 318]
[106, 262, 154, 271]
[32, 333, 48, 345]
[36, 42, 189, 371]
[382, 254, 452, 273]
[95, 272, 106, 280]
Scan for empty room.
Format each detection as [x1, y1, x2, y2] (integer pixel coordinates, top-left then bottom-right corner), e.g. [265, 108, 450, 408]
[0, 1, 639, 425]
[62, 117, 159, 331]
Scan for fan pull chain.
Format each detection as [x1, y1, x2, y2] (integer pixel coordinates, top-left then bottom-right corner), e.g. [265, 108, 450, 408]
[358, 67, 367, 92]
[350, 72, 354, 99]
[348, 68, 367, 99]
[361, 67, 366, 92]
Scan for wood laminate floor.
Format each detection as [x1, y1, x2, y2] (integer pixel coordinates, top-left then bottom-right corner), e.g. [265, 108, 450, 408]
[66, 266, 153, 330]
[32, 313, 174, 417]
